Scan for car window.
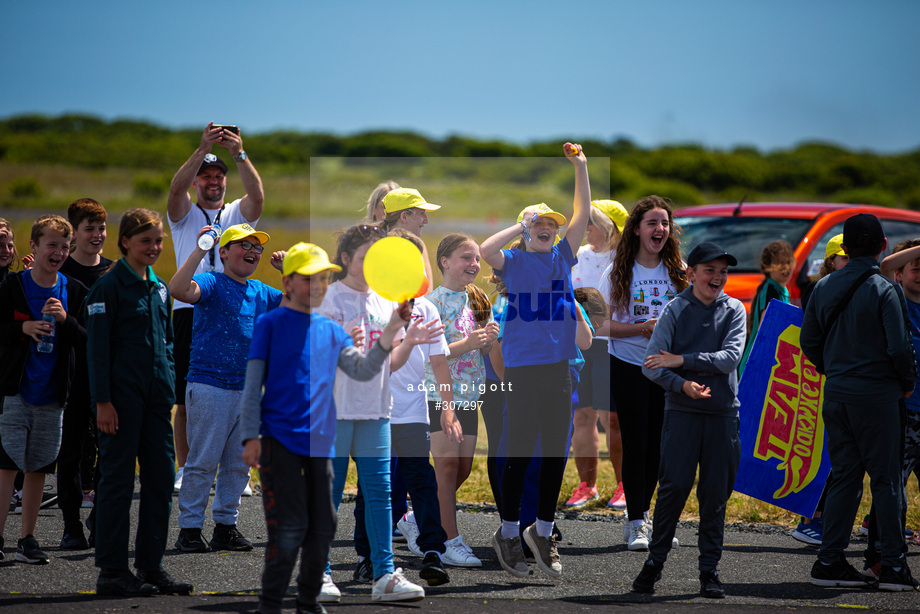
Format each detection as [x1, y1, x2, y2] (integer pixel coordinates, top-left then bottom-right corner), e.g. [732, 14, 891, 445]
[796, 218, 920, 289]
[676, 216, 812, 273]
[797, 223, 845, 291]
[881, 219, 920, 259]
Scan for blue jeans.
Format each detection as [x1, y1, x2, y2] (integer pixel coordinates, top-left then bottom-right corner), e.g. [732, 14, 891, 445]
[331, 418, 393, 580]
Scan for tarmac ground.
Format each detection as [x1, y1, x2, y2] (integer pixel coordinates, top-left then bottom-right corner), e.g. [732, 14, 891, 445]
[1, 481, 917, 613]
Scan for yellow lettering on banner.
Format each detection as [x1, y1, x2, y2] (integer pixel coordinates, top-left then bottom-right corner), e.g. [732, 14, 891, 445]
[753, 325, 826, 499]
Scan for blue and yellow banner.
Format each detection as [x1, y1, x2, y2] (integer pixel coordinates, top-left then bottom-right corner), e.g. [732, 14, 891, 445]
[735, 300, 831, 518]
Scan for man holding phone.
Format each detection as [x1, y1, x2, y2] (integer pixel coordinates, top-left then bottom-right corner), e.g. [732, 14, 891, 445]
[166, 122, 265, 495]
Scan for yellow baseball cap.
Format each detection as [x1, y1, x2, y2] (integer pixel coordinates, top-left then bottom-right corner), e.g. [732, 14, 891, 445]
[382, 188, 441, 214]
[592, 199, 628, 233]
[283, 242, 342, 276]
[517, 203, 567, 227]
[219, 223, 270, 249]
[825, 234, 845, 258]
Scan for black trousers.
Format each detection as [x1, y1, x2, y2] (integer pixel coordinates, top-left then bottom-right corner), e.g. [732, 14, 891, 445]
[258, 438, 336, 614]
[610, 354, 665, 521]
[500, 361, 572, 524]
[94, 402, 175, 571]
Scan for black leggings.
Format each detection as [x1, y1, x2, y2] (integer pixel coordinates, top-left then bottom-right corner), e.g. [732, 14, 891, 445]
[500, 361, 572, 523]
[610, 354, 665, 521]
[480, 382, 505, 516]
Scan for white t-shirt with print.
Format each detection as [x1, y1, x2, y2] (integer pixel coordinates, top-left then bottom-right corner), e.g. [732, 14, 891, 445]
[317, 281, 402, 420]
[597, 261, 678, 366]
[168, 198, 257, 310]
[390, 297, 449, 425]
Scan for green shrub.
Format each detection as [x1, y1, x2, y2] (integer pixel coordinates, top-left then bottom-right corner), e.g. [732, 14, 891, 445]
[8, 177, 42, 199]
[133, 174, 171, 199]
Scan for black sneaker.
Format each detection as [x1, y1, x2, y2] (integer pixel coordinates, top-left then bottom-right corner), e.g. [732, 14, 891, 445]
[15, 535, 49, 564]
[96, 569, 158, 597]
[810, 559, 873, 587]
[136, 569, 194, 594]
[419, 552, 450, 586]
[210, 523, 253, 551]
[353, 558, 373, 584]
[296, 601, 328, 614]
[60, 526, 90, 550]
[700, 569, 725, 598]
[175, 528, 211, 553]
[632, 559, 663, 593]
[878, 564, 920, 591]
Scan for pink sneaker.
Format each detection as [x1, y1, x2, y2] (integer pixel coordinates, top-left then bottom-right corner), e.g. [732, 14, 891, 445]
[607, 482, 626, 511]
[565, 482, 599, 508]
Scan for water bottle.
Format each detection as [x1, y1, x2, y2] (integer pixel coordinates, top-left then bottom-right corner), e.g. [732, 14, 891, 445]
[36, 314, 55, 353]
[197, 221, 222, 251]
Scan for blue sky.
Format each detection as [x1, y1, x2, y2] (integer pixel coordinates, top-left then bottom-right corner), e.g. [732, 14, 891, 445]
[3, 0, 918, 153]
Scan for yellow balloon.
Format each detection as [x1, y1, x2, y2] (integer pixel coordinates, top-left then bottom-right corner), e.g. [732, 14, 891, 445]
[364, 237, 429, 302]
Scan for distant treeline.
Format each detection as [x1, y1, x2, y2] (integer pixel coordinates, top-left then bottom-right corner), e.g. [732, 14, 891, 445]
[2, 113, 920, 209]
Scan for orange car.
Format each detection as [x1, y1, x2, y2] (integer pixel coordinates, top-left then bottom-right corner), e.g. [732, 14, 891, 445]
[675, 202, 920, 310]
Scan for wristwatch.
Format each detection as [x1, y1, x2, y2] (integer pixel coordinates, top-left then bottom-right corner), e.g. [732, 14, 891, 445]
[233, 151, 248, 162]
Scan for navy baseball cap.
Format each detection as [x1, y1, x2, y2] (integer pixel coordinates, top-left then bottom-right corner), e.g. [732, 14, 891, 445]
[197, 153, 228, 175]
[687, 242, 738, 267]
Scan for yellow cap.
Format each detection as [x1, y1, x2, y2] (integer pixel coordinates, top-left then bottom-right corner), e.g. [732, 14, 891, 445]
[517, 203, 567, 227]
[382, 188, 441, 214]
[219, 223, 270, 249]
[283, 242, 342, 277]
[825, 234, 845, 258]
[592, 199, 628, 233]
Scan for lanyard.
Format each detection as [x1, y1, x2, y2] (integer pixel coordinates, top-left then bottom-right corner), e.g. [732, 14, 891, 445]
[196, 204, 225, 269]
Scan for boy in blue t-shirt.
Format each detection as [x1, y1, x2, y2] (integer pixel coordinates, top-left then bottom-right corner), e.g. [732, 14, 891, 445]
[0, 215, 87, 564]
[168, 223, 283, 554]
[239, 243, 417, 614]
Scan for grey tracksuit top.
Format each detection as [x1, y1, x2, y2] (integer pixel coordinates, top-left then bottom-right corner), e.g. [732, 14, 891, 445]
[642, 286, 747, 414]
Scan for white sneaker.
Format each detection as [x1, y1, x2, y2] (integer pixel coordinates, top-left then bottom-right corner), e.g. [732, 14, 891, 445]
[242, 482, 253, 497]
[318, 573, 341, 603]
[371, 568, 425, 602]
[627, 522, 649, 551]
[396, 514, 422, 557]
[173, 467, 184, 493]
[442, 535, 482, 567]
[672, 536, 679, 548]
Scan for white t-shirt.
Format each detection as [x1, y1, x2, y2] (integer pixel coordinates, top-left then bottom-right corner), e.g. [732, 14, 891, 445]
[572, 245, 613, 290]
[597, 260, 678, 366]
[317, 281, 403, 420]
[390, 297, 449, 425]
[168, 198, 256, 310]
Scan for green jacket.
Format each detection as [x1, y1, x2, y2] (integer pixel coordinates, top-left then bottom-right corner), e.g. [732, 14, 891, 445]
[86, 259, 175, 409]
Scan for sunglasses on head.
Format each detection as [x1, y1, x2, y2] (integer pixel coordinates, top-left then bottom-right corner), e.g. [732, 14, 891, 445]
[354, 224, 386, 240]
[228, 240, 264, 254]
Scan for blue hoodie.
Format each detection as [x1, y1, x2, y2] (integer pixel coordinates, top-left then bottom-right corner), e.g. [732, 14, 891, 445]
[641, 286, 746, 414]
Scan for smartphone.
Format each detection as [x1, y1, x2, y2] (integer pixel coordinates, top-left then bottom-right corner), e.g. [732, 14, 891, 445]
[213, 124, 239, 135]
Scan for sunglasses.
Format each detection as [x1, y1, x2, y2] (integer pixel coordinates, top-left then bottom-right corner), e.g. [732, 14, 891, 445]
[229, 240, 264, 254]
[353, 224, 386, 240]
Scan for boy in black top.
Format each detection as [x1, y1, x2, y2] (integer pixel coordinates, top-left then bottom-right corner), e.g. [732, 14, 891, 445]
[802, 213, 918, 591]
